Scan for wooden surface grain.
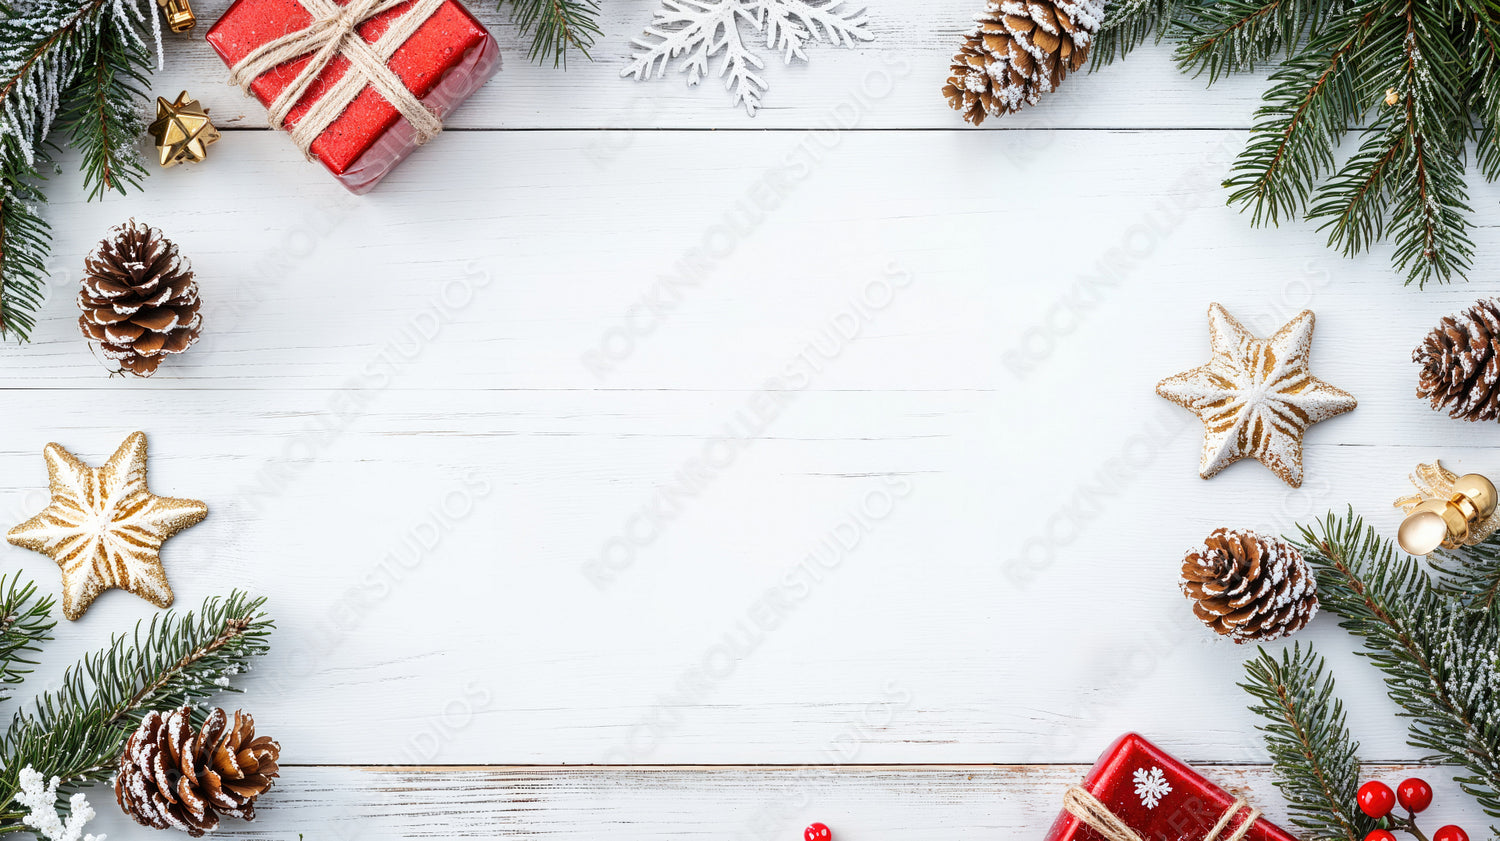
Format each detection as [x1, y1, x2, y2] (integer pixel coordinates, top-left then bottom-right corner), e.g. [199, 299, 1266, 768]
[2, 0, 1497, 836]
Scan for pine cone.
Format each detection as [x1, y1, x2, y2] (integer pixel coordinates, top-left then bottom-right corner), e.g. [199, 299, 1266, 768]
[78, 220, 202, 377]
[1414, 298, 1500, 422]
[942, 0, 1105, 125]
[116, 706, 280, 836]
[1181, 528, 1318, 644]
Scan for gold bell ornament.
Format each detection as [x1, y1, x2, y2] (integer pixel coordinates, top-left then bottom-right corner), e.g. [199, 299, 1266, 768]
[156, 0, 196, 32]
[1394, 461, 1499, 555]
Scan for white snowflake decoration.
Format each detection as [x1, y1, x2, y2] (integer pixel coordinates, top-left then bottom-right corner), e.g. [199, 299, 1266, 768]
[622, 0, 874, 115]
[13, 767, 105, 841]
[1132, 766, 1172, 810]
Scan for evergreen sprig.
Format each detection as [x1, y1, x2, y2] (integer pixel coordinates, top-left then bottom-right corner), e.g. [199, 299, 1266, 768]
[498, 0, 601, 66]
[0, 590, 274, 828]
[0, 0, 160, 340]
[1241, 644, 1375, 841]
[1430, 536, 1500, 610]
[0, 576, 55, 697]
[1293, 510, 1500, 826]
[1094, 0, 1496, 286]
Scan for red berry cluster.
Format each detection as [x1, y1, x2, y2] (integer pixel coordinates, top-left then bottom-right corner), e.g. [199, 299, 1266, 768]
[1358, 779, 1467, 841]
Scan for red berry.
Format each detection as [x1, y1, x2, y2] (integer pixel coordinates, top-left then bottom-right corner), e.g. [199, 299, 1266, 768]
[805, 824, 832, 841]
[1397, 778, 1434, 813]
[1364, 831, 1398, 841]
[1433, 827, 1469, 841]
[1358, 781, 1397, 818]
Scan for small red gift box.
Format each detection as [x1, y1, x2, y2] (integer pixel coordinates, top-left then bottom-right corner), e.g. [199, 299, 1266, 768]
[206, 0, 499, 193]
[1044, 734, 1298, 841]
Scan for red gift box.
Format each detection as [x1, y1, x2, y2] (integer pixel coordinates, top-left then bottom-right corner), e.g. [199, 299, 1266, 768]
[206, 0, 499, 193]
[1044, 734, 1298, 841]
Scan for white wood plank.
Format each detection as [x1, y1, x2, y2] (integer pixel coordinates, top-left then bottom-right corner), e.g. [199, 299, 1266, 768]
[81, 764, 1498, 840]
[10, 130, 1500, 397]
[1, 386, 1491, 764]
[149, 0, 1269, 130]
[4, 129, 1499, 765]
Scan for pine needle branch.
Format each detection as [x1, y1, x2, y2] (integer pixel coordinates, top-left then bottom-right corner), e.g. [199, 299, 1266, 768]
[0, 576, 53, 698]
[1084, 0, 1493, 284]
[1241, 643, 1376, 841]
[58, 24, 151, 200]
[1293, 510, 1500, 826]
[1174, 0, 1349, 82]
[1221, 2, 1377, 227]
[1430, 535, 1500, 610]
[1091, 0, 1181, 66]
[0, 0, 159, 339]
[0, 591, 273, 823]
[498, 0, 601, 66]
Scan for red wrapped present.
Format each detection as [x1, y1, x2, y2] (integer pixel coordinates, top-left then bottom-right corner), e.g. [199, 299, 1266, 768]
[206, 0, 499, 193]
[1044, 734, 1298, 841]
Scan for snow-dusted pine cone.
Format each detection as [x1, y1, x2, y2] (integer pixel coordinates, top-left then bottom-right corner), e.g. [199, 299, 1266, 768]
[1414, 298, 1500, 422]
[1180, 528, 1318, 644]
[78, 220, 202, 377]
[942, 0, 1105, 125]
[116, 706, 280, 836]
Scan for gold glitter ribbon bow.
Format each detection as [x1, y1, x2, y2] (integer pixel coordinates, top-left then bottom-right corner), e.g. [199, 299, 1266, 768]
[1063, 785, 1262, 841]
[227, 0, 446, 157]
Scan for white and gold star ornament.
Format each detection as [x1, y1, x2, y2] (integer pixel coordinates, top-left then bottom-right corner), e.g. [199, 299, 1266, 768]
[1156, 303, 1356, 488]
[6, 432, 207, 620]
[147, 91, 219, 168]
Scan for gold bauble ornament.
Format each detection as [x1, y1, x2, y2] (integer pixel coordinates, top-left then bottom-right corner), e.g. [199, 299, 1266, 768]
[6, 432, 207, 620]
[1156, 303, 1357, 488]
[1394, 461, 1499, 555]
[148, 92, 219, 168]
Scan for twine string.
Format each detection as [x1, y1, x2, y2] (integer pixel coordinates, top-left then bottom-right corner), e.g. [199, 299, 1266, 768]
[1063, 786, 1262, 841]
[227, 0, 446, 158]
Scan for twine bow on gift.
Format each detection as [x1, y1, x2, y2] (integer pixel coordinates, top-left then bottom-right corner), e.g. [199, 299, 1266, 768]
[227, 0, 447, 157]
[1063, 786, 1262, 841]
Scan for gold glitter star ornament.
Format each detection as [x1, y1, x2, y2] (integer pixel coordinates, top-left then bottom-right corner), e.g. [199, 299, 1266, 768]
[1156, 303, 1356, 488]
[7, 432, 207, 620]
[147, 92, 219, 168]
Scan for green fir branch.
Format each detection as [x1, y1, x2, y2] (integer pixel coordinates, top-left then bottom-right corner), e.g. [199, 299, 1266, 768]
[1083, 0, 1498, 284]
[1221, 2, 1377, 227]
[0, 0, 158, 339]
[1293, 511, 1500, 827]
[498, 0, 601, 67]
[0, 590, 273, 825]
[1430, 536, 1500, 610]
[58, 25, 152, 201]
[1091, 0, 1181, 66]
[1241, 644, 1375, 841]
[0, 149, 48, 343]
[0, 575, 53, 697]
[1174, 0, 1348, 82]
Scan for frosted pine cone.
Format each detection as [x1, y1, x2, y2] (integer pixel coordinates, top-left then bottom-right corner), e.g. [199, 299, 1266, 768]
[78, 220, 202, 377]
[942, 0, 1105, 124]
[1181, 528, 1318, 644]
[1414, 298, 1500, 422]
[116, 706, 280, 836]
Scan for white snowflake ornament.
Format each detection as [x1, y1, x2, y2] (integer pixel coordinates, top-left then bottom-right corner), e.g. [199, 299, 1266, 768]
[1132, 766, 1172, 810]
[622, 0, 874, 115]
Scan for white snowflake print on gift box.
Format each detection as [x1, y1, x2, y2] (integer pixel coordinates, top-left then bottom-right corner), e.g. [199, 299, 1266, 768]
[622, 0, 874, 116]
[1132, 766, 1172, 809]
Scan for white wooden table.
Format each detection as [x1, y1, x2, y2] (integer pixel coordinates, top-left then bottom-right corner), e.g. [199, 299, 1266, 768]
[6, 1, 1500, 837]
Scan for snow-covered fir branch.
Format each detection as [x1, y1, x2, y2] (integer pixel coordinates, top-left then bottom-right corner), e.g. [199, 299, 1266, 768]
[0, 0, 160, 339]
